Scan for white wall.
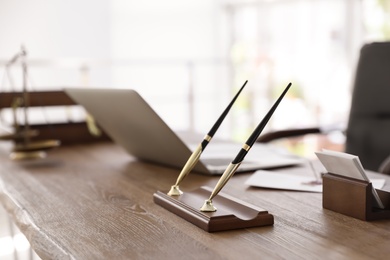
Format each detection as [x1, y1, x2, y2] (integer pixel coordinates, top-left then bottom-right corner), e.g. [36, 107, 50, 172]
[111, 0, 219, 60]
[0, 0, 228, 131]
[109, 0, 227, 130]
[0, 0, 111, 58]
[1, 0, 380, 139]
[0, 0, 112, 88]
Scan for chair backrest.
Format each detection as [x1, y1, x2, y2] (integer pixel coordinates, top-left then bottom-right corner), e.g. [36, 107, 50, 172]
[345, 42, 390, 171]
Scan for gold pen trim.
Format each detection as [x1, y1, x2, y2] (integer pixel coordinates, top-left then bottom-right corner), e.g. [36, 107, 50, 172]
[242, 144, 250, 151]
[204, 135, 212, 142]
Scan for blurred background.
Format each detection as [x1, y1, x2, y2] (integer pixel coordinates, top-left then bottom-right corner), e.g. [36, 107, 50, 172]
[0, 0, 390, 259]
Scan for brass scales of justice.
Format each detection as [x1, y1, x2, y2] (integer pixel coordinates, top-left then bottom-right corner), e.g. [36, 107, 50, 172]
[0, 46, 60, 160]
[154, 81, 292, 232]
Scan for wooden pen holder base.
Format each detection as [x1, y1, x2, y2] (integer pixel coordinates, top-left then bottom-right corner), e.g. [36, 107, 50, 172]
[323, 173, 390, 221]
[153, 186, 274, 232]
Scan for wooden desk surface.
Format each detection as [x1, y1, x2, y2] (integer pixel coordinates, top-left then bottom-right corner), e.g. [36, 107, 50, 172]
[1, 142, 390, 259]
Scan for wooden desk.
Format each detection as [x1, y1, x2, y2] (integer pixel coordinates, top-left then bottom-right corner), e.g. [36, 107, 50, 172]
[1, 142, 390, 259]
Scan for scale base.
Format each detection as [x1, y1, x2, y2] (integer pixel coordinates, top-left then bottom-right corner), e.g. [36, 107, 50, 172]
[153, 186, 273, 232]
[10, 151, 47, 160]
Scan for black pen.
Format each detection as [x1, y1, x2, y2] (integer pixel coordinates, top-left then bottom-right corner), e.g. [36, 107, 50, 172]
[167, 80, 248, 196]
[200, 82, 292, 211]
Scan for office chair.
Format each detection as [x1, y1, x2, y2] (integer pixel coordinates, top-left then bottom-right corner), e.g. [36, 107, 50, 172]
[257, 42, 390, 174]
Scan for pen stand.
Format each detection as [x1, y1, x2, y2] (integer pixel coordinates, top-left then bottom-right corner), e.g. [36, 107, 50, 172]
[322, 173, 390, 221]
[153, 186, 274, 232]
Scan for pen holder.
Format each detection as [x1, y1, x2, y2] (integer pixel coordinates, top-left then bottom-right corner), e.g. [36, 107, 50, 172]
[153, 186, 273, 232]
[322, 173, 390, 221]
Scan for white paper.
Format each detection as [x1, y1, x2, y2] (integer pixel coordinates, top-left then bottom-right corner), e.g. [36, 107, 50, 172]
[315, 150, 368, 181]
[245, 171, 323, 192]
[245, 170, 385, 193]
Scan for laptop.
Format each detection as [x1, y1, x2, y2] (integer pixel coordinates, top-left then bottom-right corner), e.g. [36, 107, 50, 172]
[65, 88, 302, 174]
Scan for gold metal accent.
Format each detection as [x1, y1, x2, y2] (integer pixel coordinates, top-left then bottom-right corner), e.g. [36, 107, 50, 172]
[242, 144, 251, 151]
[86, 113, 101, 137]
[10, 151, 46, 160]
[167, 143, 203, 196]
[204, 135, 212, 142]
[11, 97, 23, 132]
[167, 185, 183, 196]
[200, 162, 241, 212]
[200, 199, 216, 212]
[13, 140, 61, 152]
[10, 139, 60, 160]
[2, 46, 61, 160]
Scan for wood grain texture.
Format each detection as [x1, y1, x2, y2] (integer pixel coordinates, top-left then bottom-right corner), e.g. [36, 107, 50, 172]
[0, 142, 390, 259]
[153, 187, 274, 232]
